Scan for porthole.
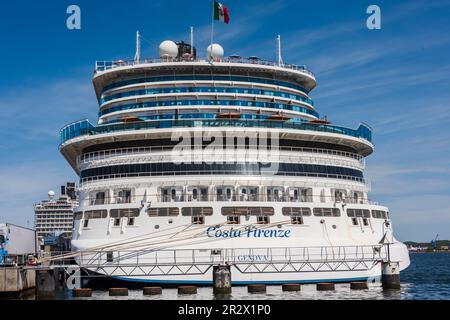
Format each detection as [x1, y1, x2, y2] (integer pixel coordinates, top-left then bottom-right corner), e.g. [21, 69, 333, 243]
[332, 225, 337, 229]
[168, 219, 173, 224]
[155, 225, 160, 229]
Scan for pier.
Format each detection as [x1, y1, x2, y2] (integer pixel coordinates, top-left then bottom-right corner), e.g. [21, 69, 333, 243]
[0, 267, 35, 297]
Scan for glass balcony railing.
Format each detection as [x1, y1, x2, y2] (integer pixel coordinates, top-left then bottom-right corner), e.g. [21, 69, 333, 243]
[99, 75, 310, 95]
[100, 86, 315, 106]
[98, 99, 318, 117]
[60, 119, 373, 146]
[95, 57, 315, 78]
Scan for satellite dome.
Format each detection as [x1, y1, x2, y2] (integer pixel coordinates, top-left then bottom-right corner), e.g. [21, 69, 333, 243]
[206, 43, 224, 60]
[159, 40, 178, 58]
[48, 190, 55, 199]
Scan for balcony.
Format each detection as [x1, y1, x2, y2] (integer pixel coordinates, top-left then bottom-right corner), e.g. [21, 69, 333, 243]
[60, 119, 373, 146]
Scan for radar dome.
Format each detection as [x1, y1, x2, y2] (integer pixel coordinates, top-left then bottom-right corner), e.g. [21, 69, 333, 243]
[48, 190, 55, 199]
[159, 40, 178, 58]
[206, 44, 224, 60]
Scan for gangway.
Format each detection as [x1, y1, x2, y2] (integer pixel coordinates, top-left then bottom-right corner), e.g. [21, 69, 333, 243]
[27, 245, 389, 279]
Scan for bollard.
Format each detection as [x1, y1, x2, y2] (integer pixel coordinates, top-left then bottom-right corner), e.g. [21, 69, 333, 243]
[317, 283, 335, 291]
[350, 281, 368, 290]
[213, 265, 232, 295]
[178, 286, 197, 295]
[143, 287, 162, 295]
[109, 288, 128, 296]
[35, 269, 56, 297]
[382, 262, 401, 289]
[73, 288, 92, 297]
[248, 284, 266, 293]
[282, 284, 301, 292]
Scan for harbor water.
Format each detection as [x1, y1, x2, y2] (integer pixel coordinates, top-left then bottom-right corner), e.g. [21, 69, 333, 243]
[5, 252, 450, 300]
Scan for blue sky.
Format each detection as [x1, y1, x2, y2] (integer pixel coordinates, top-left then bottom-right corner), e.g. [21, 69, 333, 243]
[0, 0, 449, 241]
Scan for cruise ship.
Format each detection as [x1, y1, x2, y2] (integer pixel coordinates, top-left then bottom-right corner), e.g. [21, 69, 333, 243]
[59, 35, 410, 285]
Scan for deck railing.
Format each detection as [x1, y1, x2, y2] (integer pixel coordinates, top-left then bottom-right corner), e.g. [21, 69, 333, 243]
[94, 57, 315, 78]
[60, 119, 373, 146]
[37, 245, 389, 278]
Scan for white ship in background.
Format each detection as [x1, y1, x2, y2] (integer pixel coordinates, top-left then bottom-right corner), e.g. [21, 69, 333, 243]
[59, 32, 410, 285]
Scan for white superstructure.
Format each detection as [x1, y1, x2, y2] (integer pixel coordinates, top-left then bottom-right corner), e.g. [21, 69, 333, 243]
[59, 39, 409, 285]
[34, 183, 78, 241]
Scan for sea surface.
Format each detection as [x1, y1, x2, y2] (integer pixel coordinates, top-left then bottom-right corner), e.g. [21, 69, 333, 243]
[9, 252, 450, 300]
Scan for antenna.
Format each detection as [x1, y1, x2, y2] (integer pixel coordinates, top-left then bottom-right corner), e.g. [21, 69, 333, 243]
[190, 26, 194, 56]
[134, 31, 141, 64]
[277, 34, 283, 67]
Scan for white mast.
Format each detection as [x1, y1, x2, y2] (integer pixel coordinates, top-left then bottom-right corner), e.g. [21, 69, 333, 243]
[190, 26, 194, 56]
[134, 31, 141, 64]
[277, 34, 283, 67]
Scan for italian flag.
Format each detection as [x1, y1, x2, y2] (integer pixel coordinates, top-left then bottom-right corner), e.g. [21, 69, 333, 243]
[214, 1, 230, 24]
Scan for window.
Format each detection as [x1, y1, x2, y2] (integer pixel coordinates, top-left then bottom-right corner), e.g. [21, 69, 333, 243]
[83, 220, 89, 228]
[267, 187, 284, 201]
[291, 216, 303, 225]
[74, 212, 83, 220]
[113, 218, 121, 226]
[334, 190, 345, 202]
[171, 189, 176, 200]
[95, 192, 106, 205]
[147, 207, 179, 217]
[117, 189, 132, 203]
[353, 192, 359, 204]
[313, 208, 341, 217]
[352, 218, 358, 226]
[363, 218, 369, 226]
[200, 188, 208, 201]
[182, 207, 213, 224]
[372, 210, 388, 219]
[192, 216, 205, 225]
[80, 163, 364, 182]
[84, 210, 107, 219]
[227, 215, 240, 224]
[110, 208, 140, 218]
[257, 216, 270, 225]
[347, 209, 370, 218]
[221, 207, 275, 216]
[128, 217, 135, 226]
[226, 188, 232, 200]
[181, 207, 213, 216]
[106, 251, 113, 262]
[282, 207, 312, 216]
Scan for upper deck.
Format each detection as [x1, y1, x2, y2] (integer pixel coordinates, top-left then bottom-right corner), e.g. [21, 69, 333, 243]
[92, 57, 317, 100]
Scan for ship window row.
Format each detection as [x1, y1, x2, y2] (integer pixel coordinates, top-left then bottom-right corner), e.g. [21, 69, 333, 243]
[76, 207, 388, 221]
[158, 186, 314, 203]
[99, 99, 319, 118]
[313, 207, 340, 217]
[371, 210, 389, 219]
[346, 208, 370, 218]
[100, 86, 314, 106]
[101, 75, 308, 95]
[75, 206, 387, 226]
[80, 144, 363, 164]
[80, 163, 364, 183]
